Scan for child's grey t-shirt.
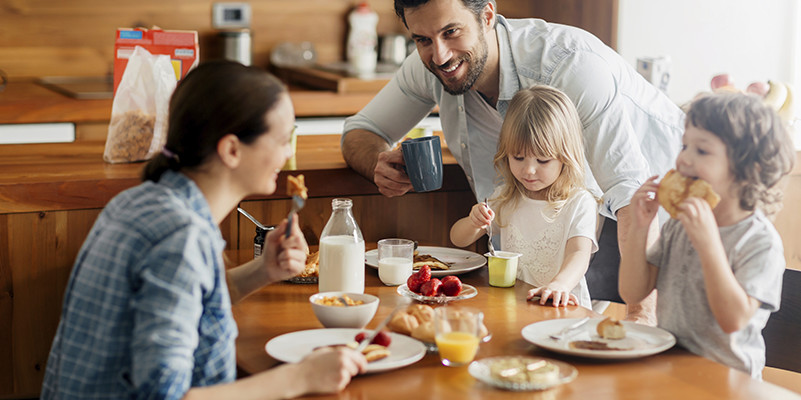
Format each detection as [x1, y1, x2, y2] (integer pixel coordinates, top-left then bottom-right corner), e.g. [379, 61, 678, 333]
[647, 209, 784, 378]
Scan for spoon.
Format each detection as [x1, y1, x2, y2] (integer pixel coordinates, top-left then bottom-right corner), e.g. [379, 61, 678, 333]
[237, 207, 267, 230]
[484, 198, 496, 256]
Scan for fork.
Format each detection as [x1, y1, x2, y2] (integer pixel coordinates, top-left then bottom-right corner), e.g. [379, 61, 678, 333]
[549, 317, 590, 341]
[484, 198, 496, 256]
[284, 195, 306, 238]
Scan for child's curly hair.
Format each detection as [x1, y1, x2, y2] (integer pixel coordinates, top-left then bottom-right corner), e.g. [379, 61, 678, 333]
[686, 93, 795, 215]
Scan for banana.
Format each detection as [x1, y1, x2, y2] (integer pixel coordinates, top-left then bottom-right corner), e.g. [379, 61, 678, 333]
[777, 82, 796, 123]
[763, 80, 788, 111]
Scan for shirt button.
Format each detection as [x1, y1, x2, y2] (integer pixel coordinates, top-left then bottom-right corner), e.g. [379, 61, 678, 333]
[467, 176, 473, 182]
[461, 143, 466, 149]
[459, 106, 464, 112]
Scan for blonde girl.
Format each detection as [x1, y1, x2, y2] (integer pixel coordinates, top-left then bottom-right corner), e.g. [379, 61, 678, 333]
[450, 85, 598, 307]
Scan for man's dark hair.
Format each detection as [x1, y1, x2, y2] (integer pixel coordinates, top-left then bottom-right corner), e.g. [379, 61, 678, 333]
[394, 0, 496, 28]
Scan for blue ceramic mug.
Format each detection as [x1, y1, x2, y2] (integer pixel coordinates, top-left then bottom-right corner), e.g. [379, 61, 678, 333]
[401, 136, 443, 192]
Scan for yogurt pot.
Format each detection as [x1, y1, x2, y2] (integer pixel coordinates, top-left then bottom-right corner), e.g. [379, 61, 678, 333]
[484, 251, 522, 287]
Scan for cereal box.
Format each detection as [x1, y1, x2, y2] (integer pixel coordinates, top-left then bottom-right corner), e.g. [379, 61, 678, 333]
[113, 27, 199, 94]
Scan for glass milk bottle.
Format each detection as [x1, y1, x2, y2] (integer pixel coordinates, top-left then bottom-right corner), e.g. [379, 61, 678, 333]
[318, 198, 365, 293]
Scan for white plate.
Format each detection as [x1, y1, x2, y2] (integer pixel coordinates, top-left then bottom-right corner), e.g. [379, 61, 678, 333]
[521, 318, 676, 360]
[365, 246, 487, 277]
[265, 328, 426, 373]
[469, 356, 578, 391]
[397, 283, 478, 304]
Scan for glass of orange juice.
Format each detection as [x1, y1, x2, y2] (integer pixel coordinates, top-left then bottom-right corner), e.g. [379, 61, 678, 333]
[434, 306, 483, 367]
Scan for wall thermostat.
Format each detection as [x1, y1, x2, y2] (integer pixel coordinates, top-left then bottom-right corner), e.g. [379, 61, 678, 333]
[212, 2, 252, 29]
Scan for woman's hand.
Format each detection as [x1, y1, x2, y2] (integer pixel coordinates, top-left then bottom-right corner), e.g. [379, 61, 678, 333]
[298, 346, 367, 395]
[262, 216, 309, 283]
[469, 201, 495, 230]
[527, 283, 578, 307]
[630, 176, 660, 230]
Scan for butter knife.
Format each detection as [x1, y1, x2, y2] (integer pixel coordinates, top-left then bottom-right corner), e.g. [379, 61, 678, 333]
[355, 300, 409, 352]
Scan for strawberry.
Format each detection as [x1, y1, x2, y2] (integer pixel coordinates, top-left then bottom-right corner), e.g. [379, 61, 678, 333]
[407, 265, 431, 293]
[353, 330, 392, 347]
[440, 275, 462, 296]
[420, 278, 442, 297]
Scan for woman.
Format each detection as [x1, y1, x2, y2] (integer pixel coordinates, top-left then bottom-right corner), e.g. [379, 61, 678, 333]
[42, 61, 367, 399]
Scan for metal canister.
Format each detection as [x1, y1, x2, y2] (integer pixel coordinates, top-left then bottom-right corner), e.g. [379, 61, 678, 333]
[221, 29, 252, 66]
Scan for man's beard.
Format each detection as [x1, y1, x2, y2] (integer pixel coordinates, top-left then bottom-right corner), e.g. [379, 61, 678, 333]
[427, 34, 488, 96]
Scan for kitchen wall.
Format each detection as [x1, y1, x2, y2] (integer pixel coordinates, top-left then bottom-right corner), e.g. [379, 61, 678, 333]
[0, 0, 617, 80]
[617, 0, 800, 105]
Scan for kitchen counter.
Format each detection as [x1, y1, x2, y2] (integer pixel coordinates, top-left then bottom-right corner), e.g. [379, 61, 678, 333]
[0, 80, 381, 124]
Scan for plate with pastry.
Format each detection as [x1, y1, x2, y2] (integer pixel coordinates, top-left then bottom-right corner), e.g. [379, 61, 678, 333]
[469, 356, 577, 391]
[265, 328, 426, 373]
[521, 317, 676, 360]
[365, 246, 487, 277]
[286, 250, 319, 284]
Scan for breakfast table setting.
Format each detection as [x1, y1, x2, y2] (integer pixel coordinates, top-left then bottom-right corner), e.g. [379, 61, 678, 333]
[227, 246, 800, 400]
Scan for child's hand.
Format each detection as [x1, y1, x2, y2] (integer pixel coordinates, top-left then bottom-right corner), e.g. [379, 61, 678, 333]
[630, 176, 660, 229]
[527, 284, 578, 307]
[469, 202, 495, 230]
[677, 197, 719, 249]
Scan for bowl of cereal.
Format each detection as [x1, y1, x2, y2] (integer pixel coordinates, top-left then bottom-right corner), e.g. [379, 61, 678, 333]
[309, 292, 379, 329]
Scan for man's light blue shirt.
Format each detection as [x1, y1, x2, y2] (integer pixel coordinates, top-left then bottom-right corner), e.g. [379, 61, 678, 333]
[343, 15, 685, 219]
[42, 171, 235, 400]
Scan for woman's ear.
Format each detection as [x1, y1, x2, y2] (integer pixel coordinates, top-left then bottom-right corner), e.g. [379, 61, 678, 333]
[217, 134, 242, 169]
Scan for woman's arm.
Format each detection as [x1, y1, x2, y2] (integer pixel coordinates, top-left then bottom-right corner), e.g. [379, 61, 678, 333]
[226, 217, 308, 303]
[183, 347, 367, 400]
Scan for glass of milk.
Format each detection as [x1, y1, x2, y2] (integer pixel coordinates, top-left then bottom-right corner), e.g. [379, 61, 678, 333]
[377, 238, 414, 286]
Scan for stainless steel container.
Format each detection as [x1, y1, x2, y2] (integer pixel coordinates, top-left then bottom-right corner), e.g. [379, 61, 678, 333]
[221, 29, 252, 66]
[379, 34, 408, 65]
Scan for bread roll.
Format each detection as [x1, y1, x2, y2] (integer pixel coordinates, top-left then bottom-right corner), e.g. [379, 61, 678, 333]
[411, 320, 436, 343]
[388, 312, 419, 335]
[596, 317, 626, 340]
[657, 169, 720, 219]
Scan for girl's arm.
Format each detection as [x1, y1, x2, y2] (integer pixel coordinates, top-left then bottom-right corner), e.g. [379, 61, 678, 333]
[678, 198, 760, 333]
[527, 236, 593, 306]
[450, 202, 494, 248]
[227, 217, 308, 303]
[618, 178, 660, 305]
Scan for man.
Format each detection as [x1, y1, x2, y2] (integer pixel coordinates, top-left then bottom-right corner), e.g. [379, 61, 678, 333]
[341, 0, 684, 323]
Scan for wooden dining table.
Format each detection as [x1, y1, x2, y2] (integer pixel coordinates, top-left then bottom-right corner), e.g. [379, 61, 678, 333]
[228, 249, 800, 399]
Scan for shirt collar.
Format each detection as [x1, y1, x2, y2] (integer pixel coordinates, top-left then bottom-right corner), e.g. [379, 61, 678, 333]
[495, 15, 522, 104]
[158, 170, 224, 246]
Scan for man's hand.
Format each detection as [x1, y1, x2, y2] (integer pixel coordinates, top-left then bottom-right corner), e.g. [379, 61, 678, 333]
[374, 148, 413, 197]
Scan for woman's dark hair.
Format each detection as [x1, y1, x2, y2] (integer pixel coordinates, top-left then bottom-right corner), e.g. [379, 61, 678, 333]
[686, 93, 795, 214]
[143, 60, 287, 182]
[394, 0, 495, 28]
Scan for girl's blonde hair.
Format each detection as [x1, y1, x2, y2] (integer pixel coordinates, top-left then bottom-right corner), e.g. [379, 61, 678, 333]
[493, 85, 587, 224]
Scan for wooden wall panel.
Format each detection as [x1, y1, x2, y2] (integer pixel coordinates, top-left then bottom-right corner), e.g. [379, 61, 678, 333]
[0, 0, 616, 80]
[0, 209, 101, 396]
[773, 175, 801, 271]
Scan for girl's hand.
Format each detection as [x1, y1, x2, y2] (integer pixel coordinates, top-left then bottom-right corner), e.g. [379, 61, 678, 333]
[630, 176, 660, 229]
[469, 202, 495, 230]
[262, 216, 309, 283]
[677, 197, 719, 249]
[527, 284, 578, 307]
[298, 346, 367, 394]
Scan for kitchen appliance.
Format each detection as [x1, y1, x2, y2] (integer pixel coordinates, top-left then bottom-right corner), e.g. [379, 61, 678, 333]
[221, 29, 251, 66]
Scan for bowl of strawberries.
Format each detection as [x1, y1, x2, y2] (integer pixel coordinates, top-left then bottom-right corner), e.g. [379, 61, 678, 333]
[398, 265, 478, 304]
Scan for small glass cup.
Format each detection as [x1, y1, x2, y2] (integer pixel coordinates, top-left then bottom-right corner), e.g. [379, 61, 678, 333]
[434, 306, 483, 367]
[377, 238, 414, 286]
[485, 251, 522, 287]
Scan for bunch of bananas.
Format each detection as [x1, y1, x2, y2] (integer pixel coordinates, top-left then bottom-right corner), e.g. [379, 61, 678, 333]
[710, 74, 797, 124]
